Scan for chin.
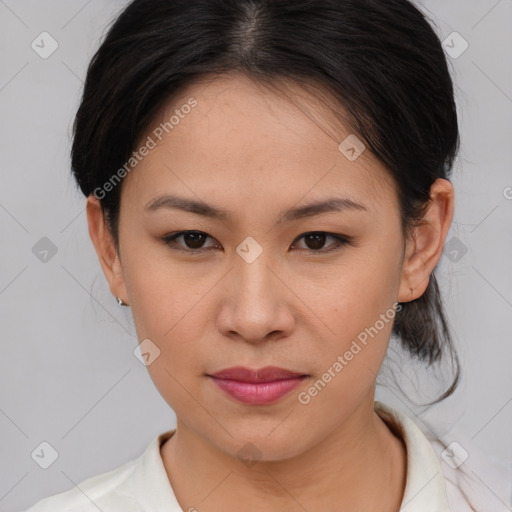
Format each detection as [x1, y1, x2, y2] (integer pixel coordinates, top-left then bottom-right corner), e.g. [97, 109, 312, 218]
[208, 423, 311, 464]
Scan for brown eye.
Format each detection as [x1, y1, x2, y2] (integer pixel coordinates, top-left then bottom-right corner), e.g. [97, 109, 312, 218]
[162, 231, 218, 251]
[291, 232, 351, 253]
[181, 232, 208, 249]
[304, 233, 327, 250]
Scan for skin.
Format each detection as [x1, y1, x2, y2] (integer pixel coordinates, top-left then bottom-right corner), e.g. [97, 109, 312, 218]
[86, 72, 454, 512]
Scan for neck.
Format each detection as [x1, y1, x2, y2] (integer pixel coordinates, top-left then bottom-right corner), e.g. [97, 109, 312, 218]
[160, 397, 407, 512]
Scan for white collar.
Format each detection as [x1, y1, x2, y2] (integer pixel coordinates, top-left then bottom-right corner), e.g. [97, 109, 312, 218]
[132, 401, 451, 511]
[375, 401, 451, 511]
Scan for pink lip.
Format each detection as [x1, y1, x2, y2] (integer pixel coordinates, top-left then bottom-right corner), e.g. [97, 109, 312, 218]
[208, 366, 308, 405]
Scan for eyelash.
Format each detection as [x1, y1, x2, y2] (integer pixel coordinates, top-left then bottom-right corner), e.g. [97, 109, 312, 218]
[161, 230, 352, 254]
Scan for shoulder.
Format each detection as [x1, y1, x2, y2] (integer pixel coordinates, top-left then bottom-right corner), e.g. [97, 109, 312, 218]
[23, 428, 189, 512]
[23, 429, 180, 512]
[23, 457, 139, 512]
[430, 432, 512, 512]
[375, 401, 512, 512]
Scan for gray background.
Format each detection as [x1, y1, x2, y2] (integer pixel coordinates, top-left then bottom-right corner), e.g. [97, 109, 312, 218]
[0, 1, 511, 510]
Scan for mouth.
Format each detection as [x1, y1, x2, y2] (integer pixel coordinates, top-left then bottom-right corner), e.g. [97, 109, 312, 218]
[207, 366, 309, 405]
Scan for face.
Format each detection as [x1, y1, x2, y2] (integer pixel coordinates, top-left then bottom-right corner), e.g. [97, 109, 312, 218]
[94, 72, 413, 460]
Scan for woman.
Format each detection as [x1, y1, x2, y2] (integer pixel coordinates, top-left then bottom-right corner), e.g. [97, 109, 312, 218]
[24, 0, 484, 510]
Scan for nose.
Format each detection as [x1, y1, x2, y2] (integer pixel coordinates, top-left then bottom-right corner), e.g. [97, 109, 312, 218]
[216, 250, 296, 344]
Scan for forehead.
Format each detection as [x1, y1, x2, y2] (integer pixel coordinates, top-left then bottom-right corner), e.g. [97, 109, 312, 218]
[126, 72, 397, 212]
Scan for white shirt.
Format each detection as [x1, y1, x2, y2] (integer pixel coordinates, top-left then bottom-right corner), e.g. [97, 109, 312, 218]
[23, 401, 505, 511]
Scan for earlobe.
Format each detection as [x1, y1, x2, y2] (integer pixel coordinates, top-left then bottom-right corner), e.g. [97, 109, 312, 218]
[398, 178, 454, 303]
[86, 195, 128, 302]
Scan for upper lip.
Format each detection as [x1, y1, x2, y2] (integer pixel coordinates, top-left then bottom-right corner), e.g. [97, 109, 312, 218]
[209, 366, 307, 383]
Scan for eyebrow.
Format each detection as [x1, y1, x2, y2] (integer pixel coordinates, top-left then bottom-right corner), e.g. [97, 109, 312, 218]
[144, 193, 368, 223]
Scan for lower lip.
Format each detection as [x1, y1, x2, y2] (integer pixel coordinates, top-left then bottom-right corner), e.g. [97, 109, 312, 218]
[209, 376, 306, 405]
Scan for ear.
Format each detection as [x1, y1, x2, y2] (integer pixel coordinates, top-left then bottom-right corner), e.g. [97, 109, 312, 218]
[398, 178, 454, 303]
[86, 195, 128, 304]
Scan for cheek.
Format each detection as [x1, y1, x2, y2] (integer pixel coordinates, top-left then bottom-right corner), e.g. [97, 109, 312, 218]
[123, 239, 199, 327]
[302, 300, 397, 420]
[307, 248, 401, 383]
[125, 258, 209, 413]
[121, 247, 197, 355]
[128, 266, 206, 351]
[317, 248, 400, 329]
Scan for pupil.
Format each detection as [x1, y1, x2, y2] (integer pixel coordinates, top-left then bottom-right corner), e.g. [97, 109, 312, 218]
[306, 233, 325, 250]
[185, 232, 205, 249]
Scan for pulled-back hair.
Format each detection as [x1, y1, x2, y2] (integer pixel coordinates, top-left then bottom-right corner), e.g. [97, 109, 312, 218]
[72, 0, 460, 403]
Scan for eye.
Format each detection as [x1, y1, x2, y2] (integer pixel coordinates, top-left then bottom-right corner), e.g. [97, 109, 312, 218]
[162, 231, 219, 252]
[162, 230, 351, 254]
[291, 232, 351, 253]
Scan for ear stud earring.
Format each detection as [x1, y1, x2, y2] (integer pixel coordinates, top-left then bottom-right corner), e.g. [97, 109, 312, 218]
[116, 297, 130, 307]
